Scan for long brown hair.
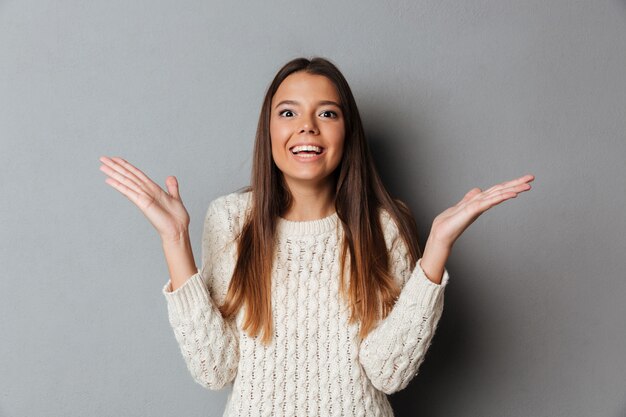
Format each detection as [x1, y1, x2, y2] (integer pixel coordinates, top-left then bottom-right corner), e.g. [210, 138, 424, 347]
[218, 57, 423, 345]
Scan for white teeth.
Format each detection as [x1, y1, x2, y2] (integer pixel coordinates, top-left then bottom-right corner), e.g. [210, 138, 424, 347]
[291, 145, 322, 154]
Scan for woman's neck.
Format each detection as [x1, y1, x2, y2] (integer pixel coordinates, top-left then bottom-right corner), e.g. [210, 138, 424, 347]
[280, 180, 336, 221]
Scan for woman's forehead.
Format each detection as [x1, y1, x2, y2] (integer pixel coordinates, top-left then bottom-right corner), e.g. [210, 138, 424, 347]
[272, 72, 340, 105]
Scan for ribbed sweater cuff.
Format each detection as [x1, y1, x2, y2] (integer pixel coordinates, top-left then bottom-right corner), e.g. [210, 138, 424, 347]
[409, 258, 450, 310]
[161, 271, 211, 317]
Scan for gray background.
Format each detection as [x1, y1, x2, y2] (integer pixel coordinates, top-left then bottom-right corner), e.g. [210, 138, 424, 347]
[1, 0, 625, 416]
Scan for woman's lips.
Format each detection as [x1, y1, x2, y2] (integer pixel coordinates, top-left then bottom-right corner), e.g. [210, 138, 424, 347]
[290, 148, 325, 162]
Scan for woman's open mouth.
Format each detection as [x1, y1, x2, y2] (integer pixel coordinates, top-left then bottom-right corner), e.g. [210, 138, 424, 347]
[290, 145, 324, 159]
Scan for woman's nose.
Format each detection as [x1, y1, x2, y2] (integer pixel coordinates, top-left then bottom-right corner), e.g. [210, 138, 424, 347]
[299, 119, 319, 135]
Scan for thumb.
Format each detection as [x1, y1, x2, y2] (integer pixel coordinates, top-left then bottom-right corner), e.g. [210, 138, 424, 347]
[165, 176, 181, 200]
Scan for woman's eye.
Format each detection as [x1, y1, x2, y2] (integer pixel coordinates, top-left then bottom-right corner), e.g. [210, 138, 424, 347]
[320, 110, 338, 118]
[279, 110, 295, 117]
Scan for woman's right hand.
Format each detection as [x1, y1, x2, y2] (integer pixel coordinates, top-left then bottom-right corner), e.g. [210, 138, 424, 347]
[99, 156, 191, 243]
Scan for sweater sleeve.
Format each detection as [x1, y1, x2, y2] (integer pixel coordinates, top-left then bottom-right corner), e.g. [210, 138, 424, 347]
[358, 213, 450, 395]
[161, 197, 241, 391]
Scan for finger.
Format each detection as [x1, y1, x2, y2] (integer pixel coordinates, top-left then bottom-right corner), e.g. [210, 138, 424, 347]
[475, 190, 520, 212]
[484, 174, 535, 194]
[99, 156, 147, 192]
[99, 162, 144, 195]
[101, 156, 156, 195]
[456, 180, 531, 214]
[103, 176, 140, 203]
[165, 176, 180, 200]
[504, 174, 534, 188]
[111, 157, 157, 188]
[483, 179, 532, 199]
[492, 181, 532, 197]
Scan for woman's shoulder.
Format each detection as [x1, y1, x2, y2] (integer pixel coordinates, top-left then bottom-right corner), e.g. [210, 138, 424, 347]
[377, 203, 414, 252]
[204, 189, 253, 233]
[208, 189, 253, 213]
[378, 207, 399, 233]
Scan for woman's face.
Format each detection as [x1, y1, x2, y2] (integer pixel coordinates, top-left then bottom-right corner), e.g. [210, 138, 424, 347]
[269, 71, 345, 192]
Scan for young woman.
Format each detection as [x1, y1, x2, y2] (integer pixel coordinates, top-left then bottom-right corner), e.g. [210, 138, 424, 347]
[99, 57, 533, 416]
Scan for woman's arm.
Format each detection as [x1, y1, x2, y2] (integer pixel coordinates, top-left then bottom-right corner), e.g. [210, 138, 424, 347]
[98, 156, 240, 390]
[162, 272, 239, 391]
[358, 223, 449, 395]
[161, 199, 240, 391]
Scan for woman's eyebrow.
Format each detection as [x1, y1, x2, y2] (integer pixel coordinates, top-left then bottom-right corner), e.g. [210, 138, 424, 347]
[274, 100, 341, 109]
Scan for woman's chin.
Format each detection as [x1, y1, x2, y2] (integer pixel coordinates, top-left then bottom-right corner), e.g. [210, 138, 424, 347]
[282, 174, 336, 190]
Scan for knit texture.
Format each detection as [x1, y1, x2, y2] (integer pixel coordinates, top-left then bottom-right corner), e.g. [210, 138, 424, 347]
[162, 191, 450, 417]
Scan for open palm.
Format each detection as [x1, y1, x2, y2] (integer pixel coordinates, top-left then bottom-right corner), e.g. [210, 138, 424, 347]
[430, 174, 535, 247]
[99, 156, 190, 242]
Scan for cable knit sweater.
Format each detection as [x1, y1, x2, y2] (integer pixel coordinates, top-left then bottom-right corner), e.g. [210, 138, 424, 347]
[162, 191, 450, 417]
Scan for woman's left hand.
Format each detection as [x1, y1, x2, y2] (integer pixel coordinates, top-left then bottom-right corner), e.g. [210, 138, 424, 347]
[429, 174, 535, 248]
[419, 174, 534, 284]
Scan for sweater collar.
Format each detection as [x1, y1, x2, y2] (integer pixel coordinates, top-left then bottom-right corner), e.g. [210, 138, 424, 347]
[276, 212, 339, 236]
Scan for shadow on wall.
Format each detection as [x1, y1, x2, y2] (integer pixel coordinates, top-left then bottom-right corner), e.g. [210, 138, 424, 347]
[367, 125, 479, 416]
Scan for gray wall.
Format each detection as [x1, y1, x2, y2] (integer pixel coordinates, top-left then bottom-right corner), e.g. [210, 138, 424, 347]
[1, 1, 625, 416]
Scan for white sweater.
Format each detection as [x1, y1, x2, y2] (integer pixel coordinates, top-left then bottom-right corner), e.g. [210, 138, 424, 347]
[162, 191, 450, 417]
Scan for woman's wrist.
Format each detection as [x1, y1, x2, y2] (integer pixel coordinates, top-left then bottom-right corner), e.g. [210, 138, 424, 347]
[160, 228, 192, 245]
[161, 231, 198, 291]
[420, 235, 452, 285]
